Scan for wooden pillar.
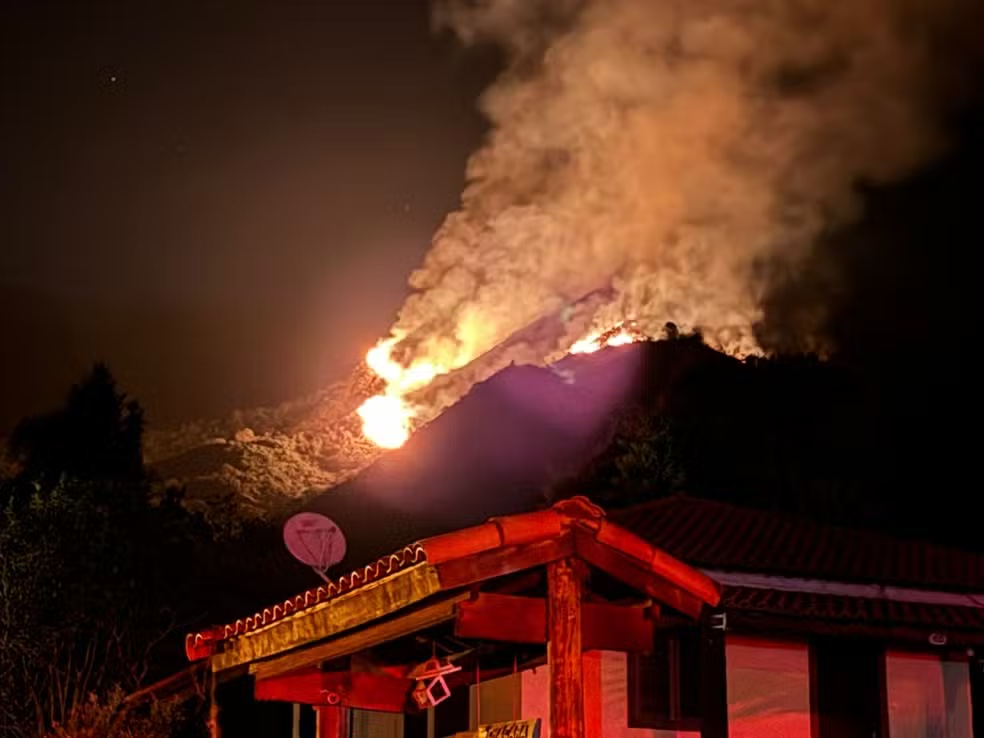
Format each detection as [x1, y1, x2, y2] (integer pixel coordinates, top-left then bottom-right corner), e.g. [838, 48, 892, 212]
[700, 612, 729, 738]
[316, 706, 349, 738]
[970, 656, 984, 738]
[547, 558, 585, 738]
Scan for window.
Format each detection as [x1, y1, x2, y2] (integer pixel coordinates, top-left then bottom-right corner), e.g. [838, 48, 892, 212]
[628, 626, 702, 731]
[727, 636, 813, 738]
[885, 651, 972, 738]
[812, 637, 881, 738]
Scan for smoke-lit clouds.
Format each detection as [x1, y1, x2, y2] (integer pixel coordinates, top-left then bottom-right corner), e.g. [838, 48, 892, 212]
[381, 0, 978, 418]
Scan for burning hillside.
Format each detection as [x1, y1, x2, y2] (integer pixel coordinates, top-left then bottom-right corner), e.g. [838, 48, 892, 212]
[150, 0, 979, 513]
[347, 0, 969, 450]
[145, 333, 701, 519]
[144, 317, 654, 514]
[356, 319, 649, 448]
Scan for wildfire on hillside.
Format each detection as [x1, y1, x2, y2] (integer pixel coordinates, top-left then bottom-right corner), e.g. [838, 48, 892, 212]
[356, 322, 646, 449]
[348, 0, 963, 450]
[568, 322, 646, 355]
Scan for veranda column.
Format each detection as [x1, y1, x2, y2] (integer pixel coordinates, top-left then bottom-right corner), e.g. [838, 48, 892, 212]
[547, 558, 585, 738]
[316, 706, 349, 738]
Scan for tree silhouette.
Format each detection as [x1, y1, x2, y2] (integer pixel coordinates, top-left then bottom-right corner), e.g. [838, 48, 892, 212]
[9, 363, 144, 488]
[549, 410, 686, 508]
[0, 365, 207, 737]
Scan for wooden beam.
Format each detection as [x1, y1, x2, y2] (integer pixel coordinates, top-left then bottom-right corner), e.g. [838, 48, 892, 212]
[255, 669, 413, 713]
[455, 593, 654, 653]
[434, 535, 574, 590]
[456, 593, 546, 644]
[548, 558, 585, 738]
[250, 592, 469, 681]
[574, 530, 704, 619]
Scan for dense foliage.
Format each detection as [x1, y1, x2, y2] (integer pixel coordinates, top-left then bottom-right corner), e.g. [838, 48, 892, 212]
[0, 366, 209, 738]
[552, 335, 975, 549]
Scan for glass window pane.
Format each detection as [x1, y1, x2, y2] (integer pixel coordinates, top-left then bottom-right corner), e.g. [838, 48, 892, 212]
[727, 637, 813, 738]
[886, 652, 972, 738]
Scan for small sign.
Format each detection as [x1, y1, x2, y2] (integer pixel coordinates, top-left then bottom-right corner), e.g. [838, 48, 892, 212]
[481, 721, 540, 738]
[450, 719, 541, 738]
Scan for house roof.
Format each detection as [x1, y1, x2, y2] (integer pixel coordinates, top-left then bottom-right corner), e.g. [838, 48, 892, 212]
[186, 497, 721, 671]
[722, 586, 984, 634]
[612, 495, 984, 644]
[184, 543, 428, 660]
[612, 495, 984, 592]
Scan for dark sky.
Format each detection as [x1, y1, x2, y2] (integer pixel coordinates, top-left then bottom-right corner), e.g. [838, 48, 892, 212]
[0, 0, 496, 430]
[2, 0, 981, 434]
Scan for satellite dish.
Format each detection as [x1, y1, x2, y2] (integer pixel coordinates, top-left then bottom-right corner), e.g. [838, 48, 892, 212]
[283, 512, 347, 582]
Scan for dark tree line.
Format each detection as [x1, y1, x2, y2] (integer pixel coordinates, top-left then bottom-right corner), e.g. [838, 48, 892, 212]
[552, 335, 978, 551]
[0, 365, 213, 738]
[0, 364, 311, 738]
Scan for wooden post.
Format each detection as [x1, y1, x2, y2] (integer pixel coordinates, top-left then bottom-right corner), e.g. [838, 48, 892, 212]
[700, 612, 729, 738]
[547, 558, 585, 738]
[971, 656, 984, 738]
[316, 706, 349, 738]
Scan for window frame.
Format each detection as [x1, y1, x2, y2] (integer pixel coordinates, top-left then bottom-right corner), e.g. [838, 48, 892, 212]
[882, 647, 975, 738]
[627, 625, 703, 732]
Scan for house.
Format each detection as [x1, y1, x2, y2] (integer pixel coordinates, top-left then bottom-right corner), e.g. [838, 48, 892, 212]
[185, 495, 984, 738]
[611, 495, 984, 738]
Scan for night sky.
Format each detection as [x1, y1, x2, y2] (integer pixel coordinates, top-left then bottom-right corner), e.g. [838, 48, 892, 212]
[1, 0, 497, 430]
[2, 0, 981, 433]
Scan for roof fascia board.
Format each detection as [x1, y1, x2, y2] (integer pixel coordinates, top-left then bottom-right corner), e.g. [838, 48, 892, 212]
[705, 569, 984, 608]
[211, 563, 442, 672]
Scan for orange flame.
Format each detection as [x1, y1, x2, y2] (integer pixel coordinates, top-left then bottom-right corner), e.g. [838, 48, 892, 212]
[357, 333, 446, 449]
[568, 323, 641, 354]
[357, 394, 413, 449]
[357, 322, 644, 448]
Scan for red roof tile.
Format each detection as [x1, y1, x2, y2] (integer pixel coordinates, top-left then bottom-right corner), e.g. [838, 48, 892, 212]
[722, 586, 984, 639]
[612, 495, 984, 591]
[184, 544, 426, 660]
[186, 497, 720, 663]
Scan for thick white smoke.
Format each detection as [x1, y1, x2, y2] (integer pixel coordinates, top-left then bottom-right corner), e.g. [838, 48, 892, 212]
[374, 0, 972, 424]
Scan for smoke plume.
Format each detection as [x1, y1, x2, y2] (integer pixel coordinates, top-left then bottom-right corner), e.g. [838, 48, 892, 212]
[382, 0, 976, 419]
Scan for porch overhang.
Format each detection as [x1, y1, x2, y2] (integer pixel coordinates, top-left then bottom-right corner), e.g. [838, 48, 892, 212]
[186, 497, 720, 674]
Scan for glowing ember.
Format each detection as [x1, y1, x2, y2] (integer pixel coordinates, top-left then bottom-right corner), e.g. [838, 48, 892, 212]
[568, 323, 641, 354]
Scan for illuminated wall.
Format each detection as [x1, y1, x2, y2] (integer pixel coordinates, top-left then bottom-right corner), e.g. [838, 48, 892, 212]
[468, 653, 696, 738]
[459, 640, 976, 738]
[469, 670, 525, 728]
